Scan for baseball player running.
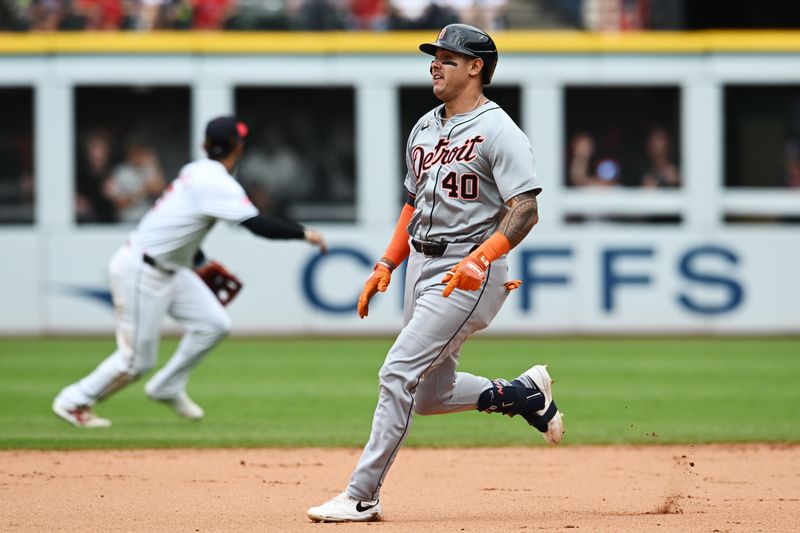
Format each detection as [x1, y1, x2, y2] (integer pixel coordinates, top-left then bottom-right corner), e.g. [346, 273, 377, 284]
[307, 24, 564, 523]
[53, 116, 327, 428]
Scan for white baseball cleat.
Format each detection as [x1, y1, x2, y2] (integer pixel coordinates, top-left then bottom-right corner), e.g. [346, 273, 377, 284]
[515, 364, 564, 445]
[148, 391, 204, 421]
[52, 400, 111, 428]
[307, 491, 382, 522]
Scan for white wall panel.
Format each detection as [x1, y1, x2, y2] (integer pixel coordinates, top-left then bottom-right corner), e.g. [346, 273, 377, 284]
[0, 50, 798, 335]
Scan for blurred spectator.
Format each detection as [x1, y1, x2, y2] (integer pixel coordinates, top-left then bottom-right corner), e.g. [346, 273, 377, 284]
[289, 0, 350, 30]
[0, 0, 25, 30]
[76, 130, 117, 223]
[238, 124, 308, 214]
[583, 0, 648, 31]
[315, 116, 356, 202]
[784, 138, 800, 188]
[450, 0, 507, 31]
[236, 85, 356, 221]
[104, 139, 165, 223]
[130, 0, 183, 30]
[190, 0, 237, 29]
[28, 0, 67, 30]
[619, 0, 646, 30]
[13, 0, 479, 30]
[16, 0, 797, 31]
[639, 126, 680, 188]
[566, 86, 680, 188]
[73, 0, 125, 30]
[546, 0, 583, 27]
[387, 0, 426, 25]
[568, 131, 621, 187]
[350, 0, 387, 30]
[225, 0, 290, 30]
[388, 0, 458, 29]
[0, 133, 34, 224]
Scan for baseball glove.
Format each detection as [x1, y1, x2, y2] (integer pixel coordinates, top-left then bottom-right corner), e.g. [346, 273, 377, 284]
[195, 260, 243, 306]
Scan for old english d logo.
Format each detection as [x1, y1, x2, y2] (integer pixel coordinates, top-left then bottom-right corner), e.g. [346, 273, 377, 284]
[438, 27, 447, 40]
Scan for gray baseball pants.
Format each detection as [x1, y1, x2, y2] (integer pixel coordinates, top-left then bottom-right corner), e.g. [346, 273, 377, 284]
[348, 242, 509, 501]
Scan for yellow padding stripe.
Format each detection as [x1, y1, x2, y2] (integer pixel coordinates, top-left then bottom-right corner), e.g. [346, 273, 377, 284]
[2, 30, 800, 55]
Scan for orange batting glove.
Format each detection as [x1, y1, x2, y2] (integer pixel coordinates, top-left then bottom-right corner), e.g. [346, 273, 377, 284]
[442, 251, 491, 298]
[358, 262, 392, 318]
[442, 232, 513, 298]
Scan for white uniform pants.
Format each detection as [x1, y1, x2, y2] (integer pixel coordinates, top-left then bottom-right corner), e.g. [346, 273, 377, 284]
[347, 242, 510, 501]
[56, 244, 231, 408]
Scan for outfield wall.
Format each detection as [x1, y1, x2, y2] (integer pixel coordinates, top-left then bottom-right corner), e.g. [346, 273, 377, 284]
[1, 32, 799, 335]
[3, 225, 796, 335]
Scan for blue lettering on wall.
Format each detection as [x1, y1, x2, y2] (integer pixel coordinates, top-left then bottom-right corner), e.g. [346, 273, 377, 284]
[677, 246, 744, 315]
[301, 243, 746, 319]
[603, 248, 654, 311]
[518, 249, 572, 312]
[302, 247, 371, 313]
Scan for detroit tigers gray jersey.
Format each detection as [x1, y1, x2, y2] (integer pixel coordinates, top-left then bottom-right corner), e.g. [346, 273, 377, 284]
[346, 101, 542, 502]
[310, 25, 563, 523]
[404, 102, 541, 244]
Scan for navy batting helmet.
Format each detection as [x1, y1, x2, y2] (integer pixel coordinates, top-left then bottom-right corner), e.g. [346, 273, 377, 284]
[419, 24, 498, 85]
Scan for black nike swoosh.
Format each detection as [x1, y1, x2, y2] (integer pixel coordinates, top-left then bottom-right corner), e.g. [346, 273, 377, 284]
[356, 501, 378, 512]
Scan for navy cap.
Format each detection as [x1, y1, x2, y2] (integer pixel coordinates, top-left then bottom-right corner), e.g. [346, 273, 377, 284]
[204, 116, 249, 157]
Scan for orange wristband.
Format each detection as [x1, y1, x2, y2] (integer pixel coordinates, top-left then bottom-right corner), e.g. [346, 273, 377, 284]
[382, 203, 414, 268]
[472, 231, 511, 263]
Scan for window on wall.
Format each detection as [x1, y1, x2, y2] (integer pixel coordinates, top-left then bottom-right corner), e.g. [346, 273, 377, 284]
[398, 86, 521, 200]
[565, 86, 681, 190]
[725, 85, 800, 189]
[235, 87, 356, 223]
[0, 88, 34, 224]
[74, 86, 190, 224]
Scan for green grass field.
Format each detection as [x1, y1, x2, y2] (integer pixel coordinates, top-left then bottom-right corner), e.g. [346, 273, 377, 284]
[0, 337, 798, 449]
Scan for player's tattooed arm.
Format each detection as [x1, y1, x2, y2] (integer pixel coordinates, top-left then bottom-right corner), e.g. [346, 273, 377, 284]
[497, 191, 539, 248]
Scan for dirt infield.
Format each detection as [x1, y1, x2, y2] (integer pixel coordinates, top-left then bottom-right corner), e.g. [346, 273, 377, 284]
[2, 444, 798, 532]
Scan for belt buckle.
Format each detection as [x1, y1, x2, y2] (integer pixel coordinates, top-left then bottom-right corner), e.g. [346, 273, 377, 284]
[423, 241, 446, 256]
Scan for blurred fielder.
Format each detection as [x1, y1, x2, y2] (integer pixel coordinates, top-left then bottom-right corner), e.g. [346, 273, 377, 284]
[53, 116, 327, 428]
[308, 24, 564, 523]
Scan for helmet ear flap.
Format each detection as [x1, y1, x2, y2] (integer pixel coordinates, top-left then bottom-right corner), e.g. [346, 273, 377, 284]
[482, 59, 497, 85]
[480, 52, 498, 84]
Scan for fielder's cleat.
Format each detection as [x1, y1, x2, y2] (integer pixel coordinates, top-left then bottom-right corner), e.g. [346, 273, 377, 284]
[514, 364, 565, 445]
[148, 391, 204, 421]
[307, 491, 382, 522]
[52, 400, 111, 428]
